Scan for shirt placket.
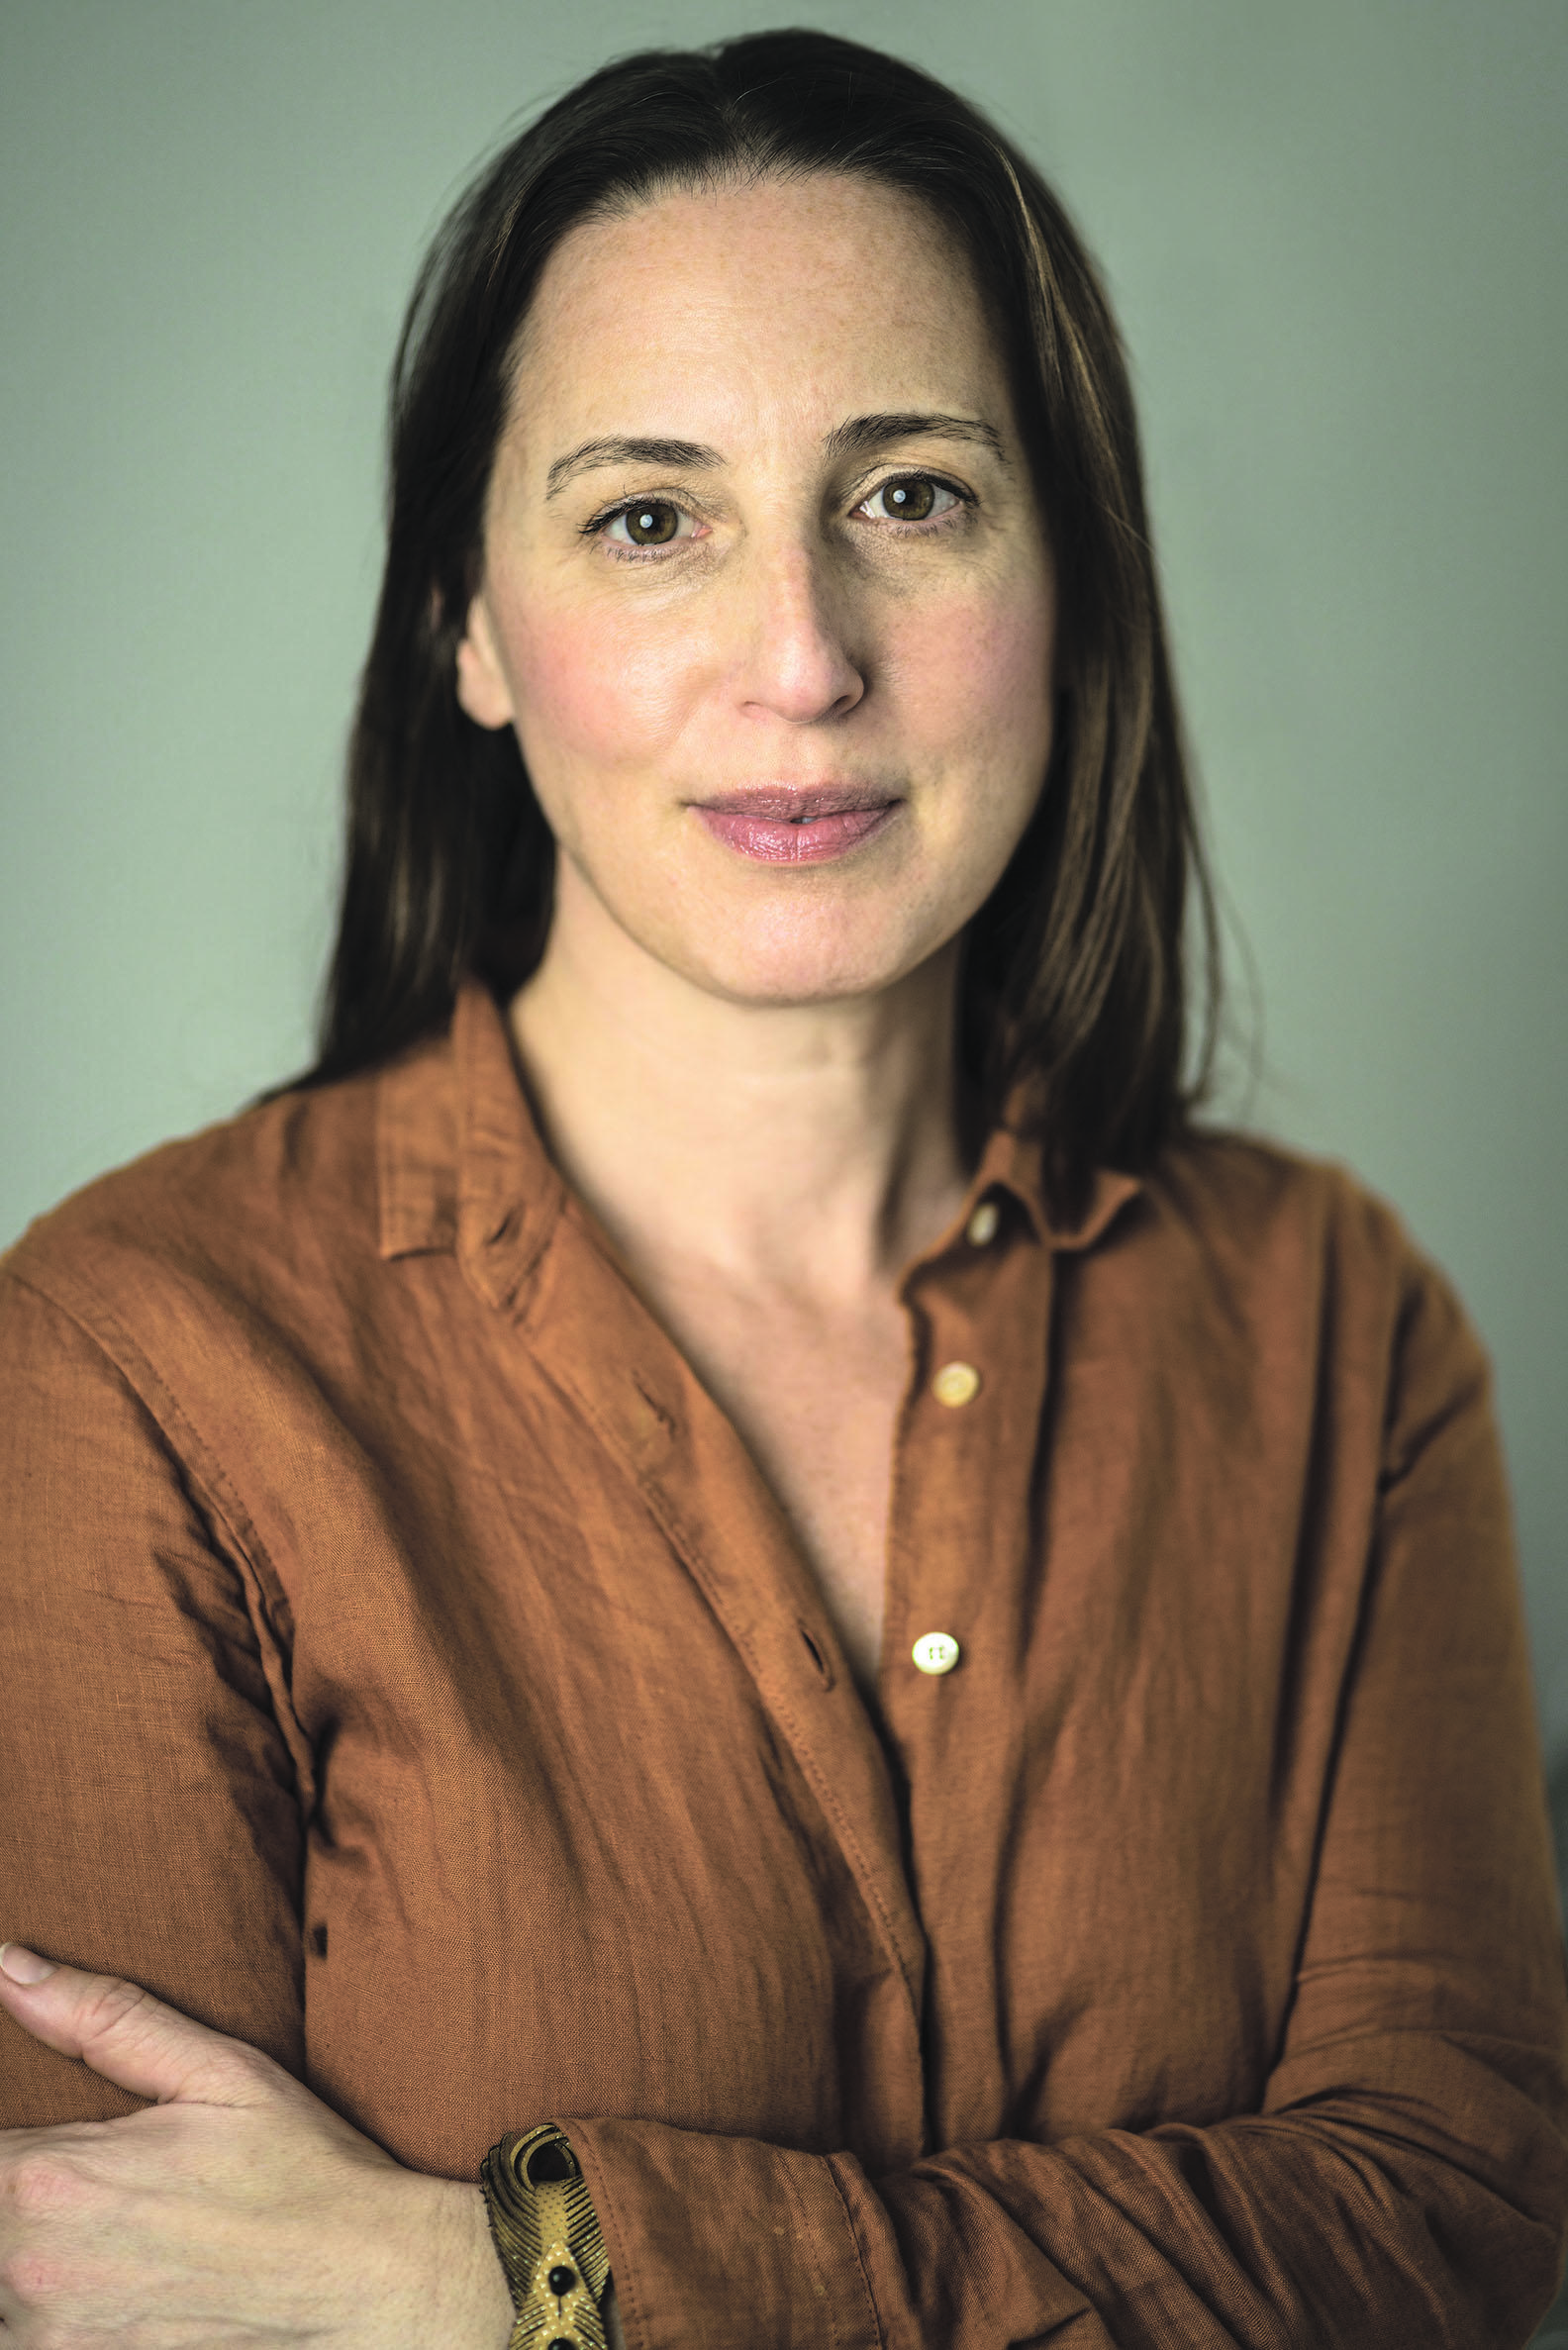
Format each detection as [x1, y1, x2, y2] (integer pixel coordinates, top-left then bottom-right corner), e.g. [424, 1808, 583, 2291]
[878, 1191, 1057, 2147]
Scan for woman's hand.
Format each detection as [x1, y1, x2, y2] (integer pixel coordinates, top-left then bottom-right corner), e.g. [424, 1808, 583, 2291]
[0, 1943, 517, 2348]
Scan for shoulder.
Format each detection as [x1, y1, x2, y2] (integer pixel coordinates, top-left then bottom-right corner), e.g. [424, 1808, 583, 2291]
[1133, 1126, 1428, 1294]
[1122, 1127, 1490, 1435]
[0, 1065, 385, 1372]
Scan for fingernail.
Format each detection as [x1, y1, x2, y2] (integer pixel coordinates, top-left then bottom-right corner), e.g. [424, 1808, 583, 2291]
[0, 1943, 57, 1985]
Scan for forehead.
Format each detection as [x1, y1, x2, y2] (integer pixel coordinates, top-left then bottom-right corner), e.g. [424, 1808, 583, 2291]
[509, 171, 1002, 451]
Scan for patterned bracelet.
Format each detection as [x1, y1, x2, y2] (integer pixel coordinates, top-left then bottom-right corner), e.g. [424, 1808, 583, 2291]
[479, 2122, 611, 2350]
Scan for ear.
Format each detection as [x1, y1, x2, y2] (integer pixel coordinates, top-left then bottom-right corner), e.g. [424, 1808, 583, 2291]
[455, 590, 517, 730]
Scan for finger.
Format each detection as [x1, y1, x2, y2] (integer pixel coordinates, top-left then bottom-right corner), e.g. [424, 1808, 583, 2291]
[0, 1943, 281, 2107]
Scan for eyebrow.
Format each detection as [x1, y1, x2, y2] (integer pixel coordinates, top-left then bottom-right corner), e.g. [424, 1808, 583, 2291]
[823, 412, 1007, 466]
[542, 412, 1006, 498]
[545, 436, 722, 498]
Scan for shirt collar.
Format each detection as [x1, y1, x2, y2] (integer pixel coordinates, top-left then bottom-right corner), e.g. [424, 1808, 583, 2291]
[378, 975, 565, 1310]
[965, 1112, 1143, 1256]
[377, 974, 1142, 1288]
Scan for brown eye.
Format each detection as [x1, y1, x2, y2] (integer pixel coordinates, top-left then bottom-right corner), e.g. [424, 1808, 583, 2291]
[883, 476, 936, 521]
[623, 501, 680, 544]
[858, 475, 962, 527]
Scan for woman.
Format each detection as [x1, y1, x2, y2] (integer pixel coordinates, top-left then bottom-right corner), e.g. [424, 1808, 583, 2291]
[1, 28, 1564, 2349]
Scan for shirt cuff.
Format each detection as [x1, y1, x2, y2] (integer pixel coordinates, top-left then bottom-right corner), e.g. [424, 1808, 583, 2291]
[560, 2115, 889, 2350]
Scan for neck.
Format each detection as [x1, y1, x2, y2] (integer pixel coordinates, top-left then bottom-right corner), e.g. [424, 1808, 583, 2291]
[508, 873, 971, 1306]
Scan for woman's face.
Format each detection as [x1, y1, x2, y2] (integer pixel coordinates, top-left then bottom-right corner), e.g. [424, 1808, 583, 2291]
[457, 171, 1057, 1007]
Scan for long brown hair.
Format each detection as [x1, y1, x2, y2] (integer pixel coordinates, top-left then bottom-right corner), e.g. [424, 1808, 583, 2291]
[306, 28, 1218, 1212]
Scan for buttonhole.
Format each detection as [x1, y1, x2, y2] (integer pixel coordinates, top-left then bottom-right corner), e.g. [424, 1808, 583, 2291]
[309, 1922, 328, 1959]
[798, 1622, 835, 1690]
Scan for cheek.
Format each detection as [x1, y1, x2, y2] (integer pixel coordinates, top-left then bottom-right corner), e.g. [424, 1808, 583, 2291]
[890, 576, 1055, 782]
[503, 596, 698, 790]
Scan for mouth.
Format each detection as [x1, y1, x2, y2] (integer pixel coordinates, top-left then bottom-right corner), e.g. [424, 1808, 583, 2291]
[689, 785, 902, 865]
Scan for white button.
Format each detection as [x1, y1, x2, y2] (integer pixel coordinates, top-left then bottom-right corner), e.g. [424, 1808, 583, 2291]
[966, 1200, 999, 1247]
[912, 1631, 961, 1676]
[931, 1360, 981, 1409]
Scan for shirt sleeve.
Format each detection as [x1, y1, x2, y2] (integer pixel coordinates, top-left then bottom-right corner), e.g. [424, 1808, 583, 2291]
[560, 1256, 1568, 2350]
[0, 1267, 307, 2122]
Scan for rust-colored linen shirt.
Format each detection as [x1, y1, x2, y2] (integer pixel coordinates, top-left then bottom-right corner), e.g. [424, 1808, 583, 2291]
[2, 976, 1565, 2349]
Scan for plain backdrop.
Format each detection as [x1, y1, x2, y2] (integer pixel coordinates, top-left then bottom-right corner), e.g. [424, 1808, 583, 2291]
[3, 6, 1565, 1801]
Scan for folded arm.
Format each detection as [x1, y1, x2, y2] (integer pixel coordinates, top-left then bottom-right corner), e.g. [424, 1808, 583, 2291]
[2, 1256, 1565, 2348]
[564, 1256, 1568, 2348]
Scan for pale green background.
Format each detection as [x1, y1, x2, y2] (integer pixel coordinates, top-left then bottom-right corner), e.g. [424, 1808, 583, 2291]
[3, 0, 1565, 1815]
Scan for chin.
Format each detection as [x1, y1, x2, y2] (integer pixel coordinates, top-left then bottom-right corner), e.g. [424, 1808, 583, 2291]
[671, 907, 941, 1009]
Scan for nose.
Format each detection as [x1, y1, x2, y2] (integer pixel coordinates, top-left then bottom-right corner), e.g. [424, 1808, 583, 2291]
[732, 536, 866, 727]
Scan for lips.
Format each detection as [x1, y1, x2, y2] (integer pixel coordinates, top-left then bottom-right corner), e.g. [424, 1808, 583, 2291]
[690, 786, 901, 865]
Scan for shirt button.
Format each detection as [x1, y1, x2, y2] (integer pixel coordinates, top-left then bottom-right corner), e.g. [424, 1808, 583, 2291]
[931, 1360, 981, 1408]
[912, 1631, 961, 1675]
[965, 1200, 1000, 1246]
